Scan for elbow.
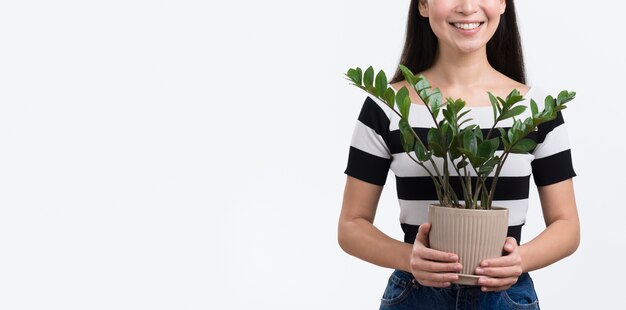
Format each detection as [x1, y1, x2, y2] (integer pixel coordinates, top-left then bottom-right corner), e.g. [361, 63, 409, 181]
[337, 219, 357, 255]
[564, 220, 581, 257]
[570, 226, 581, 255]
[337, 221, 350, 254]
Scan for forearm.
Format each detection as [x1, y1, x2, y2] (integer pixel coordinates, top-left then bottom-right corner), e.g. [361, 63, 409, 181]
[338, 218, 412, 272]
[519, 218, 580, 273]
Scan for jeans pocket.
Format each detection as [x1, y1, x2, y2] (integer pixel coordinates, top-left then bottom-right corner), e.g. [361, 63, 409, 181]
[501, 273, 540, 309]
[380, 270, 415, 307]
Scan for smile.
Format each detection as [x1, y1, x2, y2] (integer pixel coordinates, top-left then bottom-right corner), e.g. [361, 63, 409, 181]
[451, 22, 484, 30]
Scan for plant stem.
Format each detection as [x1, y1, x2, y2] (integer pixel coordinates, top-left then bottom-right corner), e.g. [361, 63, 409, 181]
[451, 158, 470, 207]
[487, 152, 510, 209]
[406, 152, 445, 206]
[413, 87, 450, 203]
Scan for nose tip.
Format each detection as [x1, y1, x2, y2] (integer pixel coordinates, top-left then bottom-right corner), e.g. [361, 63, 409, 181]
[456, 0, 479, 14]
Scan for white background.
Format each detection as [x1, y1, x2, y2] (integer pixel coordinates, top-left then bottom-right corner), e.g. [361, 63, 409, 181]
[0, 0, 622, 309]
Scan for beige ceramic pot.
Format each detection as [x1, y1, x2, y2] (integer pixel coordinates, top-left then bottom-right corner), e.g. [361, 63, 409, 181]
[428, 205, 509, 285]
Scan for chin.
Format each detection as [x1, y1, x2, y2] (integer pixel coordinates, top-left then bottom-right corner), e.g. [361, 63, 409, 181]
[455, 43, 486, 54]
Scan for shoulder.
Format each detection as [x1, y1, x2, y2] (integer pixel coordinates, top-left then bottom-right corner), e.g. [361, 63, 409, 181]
[490, 73, 530, 97]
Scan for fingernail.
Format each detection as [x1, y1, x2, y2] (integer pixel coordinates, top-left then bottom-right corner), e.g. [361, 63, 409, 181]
[475, 268, 484, 274]
[481, 262, 489, 267]
[450, 255, 458, 261]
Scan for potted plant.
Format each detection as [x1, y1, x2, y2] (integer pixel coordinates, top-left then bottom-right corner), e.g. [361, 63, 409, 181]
[344, 64, 575, 285]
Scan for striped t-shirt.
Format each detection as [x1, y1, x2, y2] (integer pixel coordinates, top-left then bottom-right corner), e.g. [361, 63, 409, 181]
[344, 87, 576, 244]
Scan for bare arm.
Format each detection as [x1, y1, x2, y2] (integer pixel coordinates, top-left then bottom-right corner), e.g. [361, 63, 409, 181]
[518, 178, 580, 272]
[338, 176, 463, 287]
[477, 178, 580, 291]
[337, 176, 412, 271]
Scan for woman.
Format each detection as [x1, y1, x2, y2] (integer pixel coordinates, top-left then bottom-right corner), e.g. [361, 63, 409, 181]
[338, 0, 579, 309]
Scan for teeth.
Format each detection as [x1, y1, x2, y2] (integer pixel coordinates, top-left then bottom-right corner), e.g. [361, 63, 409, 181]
[454, 22, 481, 30]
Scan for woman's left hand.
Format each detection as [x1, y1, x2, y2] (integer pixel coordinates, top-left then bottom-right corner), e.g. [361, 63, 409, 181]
[474, 237, 523, 292]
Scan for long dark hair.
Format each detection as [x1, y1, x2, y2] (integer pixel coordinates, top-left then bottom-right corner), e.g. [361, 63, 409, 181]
[390, 0, 525, 84]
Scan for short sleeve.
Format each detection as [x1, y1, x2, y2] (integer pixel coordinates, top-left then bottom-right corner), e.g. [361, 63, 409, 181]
[531, 111, 577, 186]
[344, 96, 392, 186]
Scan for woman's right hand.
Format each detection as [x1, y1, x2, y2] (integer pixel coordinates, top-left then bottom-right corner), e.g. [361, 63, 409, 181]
[410, 223, 463, 287]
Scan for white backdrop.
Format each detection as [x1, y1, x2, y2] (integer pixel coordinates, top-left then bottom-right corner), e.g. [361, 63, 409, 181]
[0, 0, 622, 309]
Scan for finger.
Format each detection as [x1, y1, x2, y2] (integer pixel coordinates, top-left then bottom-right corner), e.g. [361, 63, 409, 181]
[417, 259, 463, 273]
[480, 253, 521, 268]
[475, 265, 522, 278]
[418, 247, 460, 263]
[414, 271, 459, 285]
[502, 237, 517, 254]
[415, 222, 431, 246]
[477, 276, 517, 290]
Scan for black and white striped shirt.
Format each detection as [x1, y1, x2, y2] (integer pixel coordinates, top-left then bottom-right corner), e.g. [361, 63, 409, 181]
[344, 87, 576, 243]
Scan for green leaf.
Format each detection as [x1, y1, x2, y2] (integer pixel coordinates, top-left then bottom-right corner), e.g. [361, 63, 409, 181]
[396, 87, 410, 118]
[398, 119, 414, 153]
[557, 90, 569, 105]
[375, 70, 388, 97]
[444, 124, 454, 148]
[414, 141, 431, 162]
[458, 118, 474, 128]
[427, 128, 445, 157]
[478, 156, 501, 175]
[506, 89, 521, 101]
[510, 138, 537, 154]
[497, 97, 508, 110]
[497, 127, 510, 149]
[463, 130, 477, 155]
[457, 147, 477, 163]
[500, 105, 527, 121]
[530, 99, 538, 118]
[346, 68, 361, 85]
[478, 164, 495, 175]
[415, 75, 432, 100]
[442, 108, 454, 125]
[488, 92, 499, 122]
[477, 139, 496, 159]
[429, 88, 443, 118]
[456, 160, 469, 170]
[449, 143, 462, 160]
[383, 87, 395, 109]
[363, 66, 374, 89]
[488, 137, 500, 152]
[508, 124, 517, 144]
[454, 98, 466, 112]
[398, 64, 417, 86]
[544, 95, 555, 113]
[429, 142, 445, 157]
[505, 88, 524, 106]
[473, 127, 484, 142]
[458, 109, 471, 121]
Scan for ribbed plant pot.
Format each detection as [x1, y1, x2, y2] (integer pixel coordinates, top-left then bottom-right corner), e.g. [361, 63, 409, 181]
[428, 205, 509, 286]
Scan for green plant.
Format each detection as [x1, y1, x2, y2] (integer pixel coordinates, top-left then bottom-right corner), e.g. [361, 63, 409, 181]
[345, 65, 575, 209]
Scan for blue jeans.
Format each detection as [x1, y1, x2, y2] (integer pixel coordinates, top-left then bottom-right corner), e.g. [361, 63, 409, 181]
[379, 270, 540, 310]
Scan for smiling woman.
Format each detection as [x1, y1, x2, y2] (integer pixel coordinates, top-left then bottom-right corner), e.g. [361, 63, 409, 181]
[338, 0, 580, 309]
[421, 0, 505, 53]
